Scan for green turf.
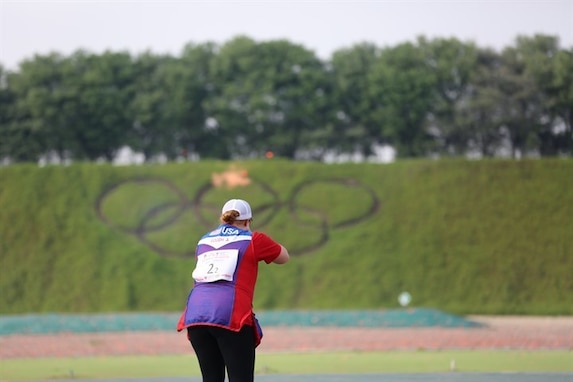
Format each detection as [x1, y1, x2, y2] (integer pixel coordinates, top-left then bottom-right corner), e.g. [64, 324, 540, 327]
[1, 351, 571, 380]
[2, 159, 573, 316]
[0, 309, 481, 335]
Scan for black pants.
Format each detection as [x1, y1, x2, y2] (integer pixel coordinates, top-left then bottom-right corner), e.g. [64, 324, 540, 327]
[187, 325, 256, 382]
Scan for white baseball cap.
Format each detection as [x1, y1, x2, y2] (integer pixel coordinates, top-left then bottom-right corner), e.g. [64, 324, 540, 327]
[221, 199, 252, 220]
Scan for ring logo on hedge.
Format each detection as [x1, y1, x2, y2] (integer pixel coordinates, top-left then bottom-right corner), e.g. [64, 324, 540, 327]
[95, 168, 380, 258]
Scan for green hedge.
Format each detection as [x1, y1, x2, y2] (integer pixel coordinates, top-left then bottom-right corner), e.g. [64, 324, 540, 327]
[1, 158, 572, 315]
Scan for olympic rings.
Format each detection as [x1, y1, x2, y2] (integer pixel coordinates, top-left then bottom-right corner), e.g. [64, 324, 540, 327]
[95, 176, 380, 258]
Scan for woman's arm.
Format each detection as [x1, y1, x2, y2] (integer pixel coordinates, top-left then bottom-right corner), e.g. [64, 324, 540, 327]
[272, 245, 290, 264]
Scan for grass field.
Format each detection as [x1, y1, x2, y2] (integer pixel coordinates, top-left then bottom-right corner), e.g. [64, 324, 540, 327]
[2, 160, 573, 316]
[1, 351, 572, 380]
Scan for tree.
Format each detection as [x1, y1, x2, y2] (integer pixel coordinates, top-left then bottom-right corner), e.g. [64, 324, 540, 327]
[127, 52, 174, 161]
[205, 36, 330, 159]
[498, 39, 552, 158]
[4, 53, 70, 162]
[328, 43, 382, 158]
[549, 48, 573, 155]
[128, 44, 218, 162]
[6, 51, 136, 162]
[368, 42, 437, 157]
[174, 42, 220, 160]
[0, 65, 22, 161]
[1, 34, 570, 163]
[65, 51, 136, 161]
[456, 48, 506, 157]
[418, 37, 479, 155]
[511, 34, 569, 156]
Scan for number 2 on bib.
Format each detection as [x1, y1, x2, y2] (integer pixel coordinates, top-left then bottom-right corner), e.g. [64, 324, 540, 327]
[192, 249, 239, 282]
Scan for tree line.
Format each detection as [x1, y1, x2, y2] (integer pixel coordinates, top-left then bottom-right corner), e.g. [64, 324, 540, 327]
[1, 34, 571, 163]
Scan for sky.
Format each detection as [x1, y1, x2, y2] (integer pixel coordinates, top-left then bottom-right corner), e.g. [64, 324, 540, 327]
[1, 0, 572, 71]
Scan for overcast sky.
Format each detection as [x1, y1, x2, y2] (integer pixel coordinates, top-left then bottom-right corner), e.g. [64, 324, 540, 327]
[1, 0, 572, 71]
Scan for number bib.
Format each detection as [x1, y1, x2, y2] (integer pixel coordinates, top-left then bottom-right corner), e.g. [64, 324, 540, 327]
[192, 249, 239, 282]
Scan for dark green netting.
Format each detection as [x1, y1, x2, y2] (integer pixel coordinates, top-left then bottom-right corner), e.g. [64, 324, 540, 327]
[257, 309, 482, 328]
[0, 308, 482, 335]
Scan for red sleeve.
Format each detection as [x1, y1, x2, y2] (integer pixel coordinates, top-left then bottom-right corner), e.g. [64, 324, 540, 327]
[252, 232, 282, 264]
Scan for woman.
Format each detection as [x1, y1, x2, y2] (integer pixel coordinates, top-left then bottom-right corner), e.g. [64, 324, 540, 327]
[177, 198, 289, 382]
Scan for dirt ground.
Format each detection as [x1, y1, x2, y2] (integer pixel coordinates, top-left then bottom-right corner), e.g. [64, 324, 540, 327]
[1, 316, 572, 359]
